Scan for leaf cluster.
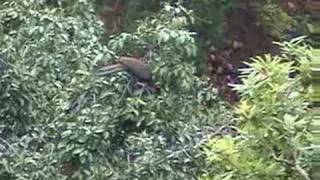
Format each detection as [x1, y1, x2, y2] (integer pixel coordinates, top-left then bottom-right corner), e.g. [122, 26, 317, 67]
[0, 1, 230, 179]
[201, 37, 313, 180]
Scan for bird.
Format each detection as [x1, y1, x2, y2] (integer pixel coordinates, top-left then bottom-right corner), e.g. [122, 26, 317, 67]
[97, 56, 160, 93]
[66, 56, 159, 114]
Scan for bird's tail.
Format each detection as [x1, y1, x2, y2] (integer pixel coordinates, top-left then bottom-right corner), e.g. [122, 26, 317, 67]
[96, 64, 124, 76]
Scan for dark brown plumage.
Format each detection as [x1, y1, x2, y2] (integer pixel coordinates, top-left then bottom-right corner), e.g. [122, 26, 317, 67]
[98, 57, 152, 82]
[97, 56, 160, 93]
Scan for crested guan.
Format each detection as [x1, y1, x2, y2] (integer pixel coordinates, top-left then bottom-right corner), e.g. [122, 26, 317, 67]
[97, 56, 159, 93]
[66, 56, 158, 113]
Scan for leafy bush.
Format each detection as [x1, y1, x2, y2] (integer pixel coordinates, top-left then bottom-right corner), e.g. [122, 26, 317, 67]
[185, 0, 234, 47]
[0, 1, 230, 179]
[201, 38, 313, 180]
[255, 1, 295, 39]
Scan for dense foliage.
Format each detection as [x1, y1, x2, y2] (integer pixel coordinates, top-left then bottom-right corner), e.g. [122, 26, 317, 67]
[201, 37, 313, 180]
[112, 0, 301, 40]
[0, 0, 313, 179]
[255, 1, 295, 39]
[0, 0, 230, 179]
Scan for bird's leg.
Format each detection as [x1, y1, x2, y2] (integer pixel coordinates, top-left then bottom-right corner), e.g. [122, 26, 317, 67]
[136, 82, 152, 95]
[119, 79, 132, 101]
[128, 78, 136, 93]
[144, 84, 153, 95]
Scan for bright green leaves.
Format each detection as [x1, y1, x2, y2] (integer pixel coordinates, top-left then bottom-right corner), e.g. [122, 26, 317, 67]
[202, 38, 313, 180]
[234, 54, 293, 100]
[235, 100, 256, 120]
[202, 136, 284, 180]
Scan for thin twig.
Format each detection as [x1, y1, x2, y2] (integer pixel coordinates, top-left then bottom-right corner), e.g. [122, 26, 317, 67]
[295, 164, 311, 180]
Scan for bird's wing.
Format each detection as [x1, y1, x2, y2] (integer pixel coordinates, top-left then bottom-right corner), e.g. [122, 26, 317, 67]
[118, 57, 152, 81]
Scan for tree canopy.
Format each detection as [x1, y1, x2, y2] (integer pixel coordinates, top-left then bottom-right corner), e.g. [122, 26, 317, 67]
[0, 0, 313, 179]
[0, 1, 230, 179]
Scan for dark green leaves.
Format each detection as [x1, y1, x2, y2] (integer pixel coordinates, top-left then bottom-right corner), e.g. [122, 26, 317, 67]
[0, 1, 229, 179]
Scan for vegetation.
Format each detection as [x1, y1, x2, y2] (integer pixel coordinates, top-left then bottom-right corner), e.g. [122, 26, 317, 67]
[201, 37, 313, 180]
[0, 1, 230, 179]
[0, 0, 314, 179]
[255, 1, 295, 39]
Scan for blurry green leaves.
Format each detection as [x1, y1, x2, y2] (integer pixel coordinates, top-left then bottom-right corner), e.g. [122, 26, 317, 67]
[274, 36, 313, 85]
[233, 54, 294, 101]
[202, 39, 312, 179]
[108, 3, 198, 93]
[109, 6, 196, 57]
[202, 136, 284, 180]
[0, 1, 228, 179]
[188, 0, 234, 47]
[255, 1, 295, 39]
[0, 0, 115, 179]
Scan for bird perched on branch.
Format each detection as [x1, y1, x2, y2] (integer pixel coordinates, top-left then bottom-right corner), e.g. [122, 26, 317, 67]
[97, 56, 160, 93]
[66, 56, 159, 114]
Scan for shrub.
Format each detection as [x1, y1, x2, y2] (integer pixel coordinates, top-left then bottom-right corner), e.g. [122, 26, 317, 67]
[201, 37, 313, 180]
[254, 0, 296, 39]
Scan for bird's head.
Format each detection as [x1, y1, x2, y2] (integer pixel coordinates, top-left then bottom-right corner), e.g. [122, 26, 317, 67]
[144, 81, 161, 94]
[153, 84, 161, 93]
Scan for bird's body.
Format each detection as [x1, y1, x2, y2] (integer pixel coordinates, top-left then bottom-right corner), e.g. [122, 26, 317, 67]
[117, 57, 152, 82]
[98, 56, 152, 82]
[97, 56, 159, 93]
[67, 56, 159, 113]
